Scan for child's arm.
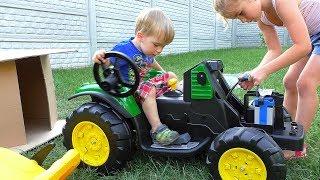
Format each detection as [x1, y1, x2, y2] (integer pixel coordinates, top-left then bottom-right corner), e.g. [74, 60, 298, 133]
[257, 0, 311, 76]
[150, 60, 165, 72]
[257, 20, 282, 68]
[239, 22, 282, 90]
[247, 0, 312, 87]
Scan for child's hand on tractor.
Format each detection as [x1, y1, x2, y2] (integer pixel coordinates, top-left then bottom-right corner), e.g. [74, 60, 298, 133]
[238, 72, 252, 82]
[92, 49, 110, 65]
[239, 72, 254, 90]
[239, 68, 269, 90]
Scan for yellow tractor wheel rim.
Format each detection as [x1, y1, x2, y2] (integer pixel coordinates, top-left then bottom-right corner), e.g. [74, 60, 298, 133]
[218, 148, 267, 180]
[72, 121, 110, 166]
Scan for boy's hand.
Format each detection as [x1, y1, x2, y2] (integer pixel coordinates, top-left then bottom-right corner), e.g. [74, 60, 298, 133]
[92, 49, 109, 64]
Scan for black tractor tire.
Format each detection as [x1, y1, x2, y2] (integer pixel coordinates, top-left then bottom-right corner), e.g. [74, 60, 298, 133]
[207, 127, 286, 180]
[63, 102, 133, 174]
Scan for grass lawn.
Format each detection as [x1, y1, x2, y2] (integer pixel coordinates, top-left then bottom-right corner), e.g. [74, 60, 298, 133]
[28, 47, 319, 179]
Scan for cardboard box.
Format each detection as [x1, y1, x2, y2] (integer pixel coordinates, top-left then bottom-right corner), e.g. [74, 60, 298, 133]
[0, 49, 75, 150]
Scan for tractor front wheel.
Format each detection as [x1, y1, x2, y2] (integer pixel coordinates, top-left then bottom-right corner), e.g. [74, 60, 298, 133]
[207, 127, 286, 180]
[63, 102, 133, 174]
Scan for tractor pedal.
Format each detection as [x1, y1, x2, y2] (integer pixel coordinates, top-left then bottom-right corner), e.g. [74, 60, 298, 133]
[172, 133, 191, 145]
[151, 141, 199, 150]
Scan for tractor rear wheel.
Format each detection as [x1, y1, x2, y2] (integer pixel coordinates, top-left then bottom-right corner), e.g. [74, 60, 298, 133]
[207, 127, 286, 180]
[63, 102, 133, 174]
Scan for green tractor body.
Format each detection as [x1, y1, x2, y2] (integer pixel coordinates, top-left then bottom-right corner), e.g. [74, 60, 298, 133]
[63, 55, 304, 179]
[71, 83, 141, 117]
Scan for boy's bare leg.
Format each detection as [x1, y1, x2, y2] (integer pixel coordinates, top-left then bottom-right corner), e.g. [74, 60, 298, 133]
[295, 54, 320, 132]
[283, 57, 308, 120]
[141, 87, 161, 132]
[141, 70, 178, 132]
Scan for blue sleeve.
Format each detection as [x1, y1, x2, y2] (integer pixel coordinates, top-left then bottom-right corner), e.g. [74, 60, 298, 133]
[109, 45, 122, 65]
[150, 56, 155, 64]
[109, 44, 130, 81]
[145, 56, 155, 65]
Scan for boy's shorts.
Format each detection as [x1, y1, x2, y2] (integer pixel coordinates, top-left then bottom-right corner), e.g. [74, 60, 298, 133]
[136, 72, 170, 102]
[310, 31, 320, 55]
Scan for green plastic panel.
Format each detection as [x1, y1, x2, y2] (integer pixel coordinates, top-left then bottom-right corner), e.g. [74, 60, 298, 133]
[191, 64, 214, 99]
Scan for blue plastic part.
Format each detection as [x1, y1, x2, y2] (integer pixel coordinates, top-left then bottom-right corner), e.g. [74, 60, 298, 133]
[254, 96, 275, 125]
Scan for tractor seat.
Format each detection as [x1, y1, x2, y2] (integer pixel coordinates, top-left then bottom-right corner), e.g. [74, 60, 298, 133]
[163, 90, 183, 97]
[163, 80, 183, 98]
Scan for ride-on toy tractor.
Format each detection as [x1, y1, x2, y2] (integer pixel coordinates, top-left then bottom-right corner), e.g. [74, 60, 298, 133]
[63, 52, 304, 179]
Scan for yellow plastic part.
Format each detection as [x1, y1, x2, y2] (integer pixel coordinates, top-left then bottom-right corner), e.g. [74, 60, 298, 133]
[0, 147, 45, 180]
[35, 149, 80, 180]
[0, 147, 80, 180]
[72, 121, 110, 167]
[167, 78, 178, 90]
[218, 148, 267, 180]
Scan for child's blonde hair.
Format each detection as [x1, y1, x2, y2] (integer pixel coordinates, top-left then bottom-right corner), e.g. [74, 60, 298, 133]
[213, 0, 242, 29]
[135, 7, 175, 45]
[213, 0, 241, 19]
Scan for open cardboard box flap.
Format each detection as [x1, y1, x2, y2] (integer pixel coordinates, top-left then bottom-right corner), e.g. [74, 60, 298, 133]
[0, 49, 75, 152]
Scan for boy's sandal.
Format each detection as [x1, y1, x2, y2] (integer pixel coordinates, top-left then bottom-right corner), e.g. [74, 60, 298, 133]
[284, 144, 307, 160]
[151, 124, 179, 146]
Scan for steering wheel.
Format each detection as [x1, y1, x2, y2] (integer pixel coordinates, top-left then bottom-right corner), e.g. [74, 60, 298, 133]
[93, 51, 140, 97]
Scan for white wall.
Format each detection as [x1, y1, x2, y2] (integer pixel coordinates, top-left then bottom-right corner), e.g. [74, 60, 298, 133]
[0, 0, 290, 68]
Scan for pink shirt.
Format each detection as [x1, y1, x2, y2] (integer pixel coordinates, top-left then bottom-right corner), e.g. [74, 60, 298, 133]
[260, 0, 320, 35]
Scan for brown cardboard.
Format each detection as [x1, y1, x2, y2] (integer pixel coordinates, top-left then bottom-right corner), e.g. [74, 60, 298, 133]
[0, 61, 27, 147]
[0, 49, 76, 63]
[12, 120, 66, 153]
[0, 49, 75, 148]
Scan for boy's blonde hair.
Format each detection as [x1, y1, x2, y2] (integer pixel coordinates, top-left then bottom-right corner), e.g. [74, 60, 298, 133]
[135, 8, 175, 45]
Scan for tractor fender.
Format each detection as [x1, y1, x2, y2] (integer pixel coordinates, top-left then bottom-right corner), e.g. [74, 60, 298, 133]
[68, 92, 132, 118]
